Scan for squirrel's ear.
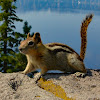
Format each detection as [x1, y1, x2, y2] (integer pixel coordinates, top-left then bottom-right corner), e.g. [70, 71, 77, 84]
[27, 33, 30, 38]
[33, 32, 42, 43]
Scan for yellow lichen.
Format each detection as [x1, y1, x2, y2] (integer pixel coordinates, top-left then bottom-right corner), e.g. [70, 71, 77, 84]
[35, 95, 41, 98]
[38, 78, 74, 100]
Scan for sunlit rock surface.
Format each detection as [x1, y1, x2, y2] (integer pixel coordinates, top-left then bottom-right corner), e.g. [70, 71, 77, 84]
[0, 69, 100, 100]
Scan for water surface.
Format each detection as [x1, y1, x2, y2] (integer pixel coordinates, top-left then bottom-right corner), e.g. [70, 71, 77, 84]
[15, 0, 100, 69]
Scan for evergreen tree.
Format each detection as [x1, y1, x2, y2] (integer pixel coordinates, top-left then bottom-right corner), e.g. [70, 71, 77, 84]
[0, 0, 23, 72]
[23, 21, 34, 37]
[23, 21, 32, 35]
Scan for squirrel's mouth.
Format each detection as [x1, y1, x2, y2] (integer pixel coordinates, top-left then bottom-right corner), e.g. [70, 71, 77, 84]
[19, 48, 26, 54]
[19, 48, 23, 53]
[19, 48, 22, 52]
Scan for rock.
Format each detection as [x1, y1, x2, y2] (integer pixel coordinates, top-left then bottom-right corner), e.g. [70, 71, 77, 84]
[0, 72, 61, 100]
[0, 69, 100, 100]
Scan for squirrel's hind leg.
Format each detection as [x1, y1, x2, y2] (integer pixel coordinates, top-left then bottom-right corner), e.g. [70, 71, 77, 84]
[74, 72, 87, 78]
[68, 53, 87, 73]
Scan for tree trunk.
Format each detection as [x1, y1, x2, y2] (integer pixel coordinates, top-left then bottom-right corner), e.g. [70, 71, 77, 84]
[3, 10, 8, 73]
[3, 32, 7, 73]
[3, 42, 7, 72]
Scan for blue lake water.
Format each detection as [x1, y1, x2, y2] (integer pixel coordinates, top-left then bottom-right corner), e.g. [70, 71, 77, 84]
[15, 0, 100, 69]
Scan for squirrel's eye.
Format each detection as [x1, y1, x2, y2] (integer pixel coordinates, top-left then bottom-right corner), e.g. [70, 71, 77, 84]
[28, 41, 34, 46]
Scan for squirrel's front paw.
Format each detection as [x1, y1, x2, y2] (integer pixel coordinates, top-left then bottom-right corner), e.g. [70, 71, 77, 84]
[18, 71, 25, 74]
[34, 72, 42, 83]
[20, 71, 28, 75]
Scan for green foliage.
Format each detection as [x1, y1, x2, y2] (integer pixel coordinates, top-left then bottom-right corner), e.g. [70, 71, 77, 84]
[13, 53, 27, 72]
[23, 21, 32, 35]
[0, 0, 25, 72]
[0, 0, 34, 73]
[23, 21, 34, 38]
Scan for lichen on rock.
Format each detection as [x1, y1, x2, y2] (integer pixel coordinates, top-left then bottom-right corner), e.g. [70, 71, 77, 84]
[38, 77, 73, 100]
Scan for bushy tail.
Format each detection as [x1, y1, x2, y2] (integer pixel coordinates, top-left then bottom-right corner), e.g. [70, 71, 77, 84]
[80, 14, 94, 60]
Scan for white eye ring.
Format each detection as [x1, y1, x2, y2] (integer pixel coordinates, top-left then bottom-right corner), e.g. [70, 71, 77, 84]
[28, 41, 34, 46]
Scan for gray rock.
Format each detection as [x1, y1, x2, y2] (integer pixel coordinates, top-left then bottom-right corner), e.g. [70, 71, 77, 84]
[0, 69, 100, 100]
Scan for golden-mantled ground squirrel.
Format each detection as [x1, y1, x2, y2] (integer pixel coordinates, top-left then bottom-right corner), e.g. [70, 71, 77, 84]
[19, 14, 93, 80]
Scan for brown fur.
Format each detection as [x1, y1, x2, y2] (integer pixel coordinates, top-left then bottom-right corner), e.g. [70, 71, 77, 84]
[19, 14, 93, 80]
[80, 14, 94, 60]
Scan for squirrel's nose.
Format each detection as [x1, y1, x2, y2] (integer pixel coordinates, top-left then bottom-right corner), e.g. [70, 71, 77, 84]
[19, 47, 23, 52]
[19, 48, 22, 52]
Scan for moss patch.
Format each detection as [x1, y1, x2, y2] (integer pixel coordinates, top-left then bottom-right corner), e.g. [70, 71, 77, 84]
[38, 78, 73, 100]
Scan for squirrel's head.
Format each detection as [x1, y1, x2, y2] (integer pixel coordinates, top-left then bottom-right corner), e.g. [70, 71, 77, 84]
[19, 32, 42, 55]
